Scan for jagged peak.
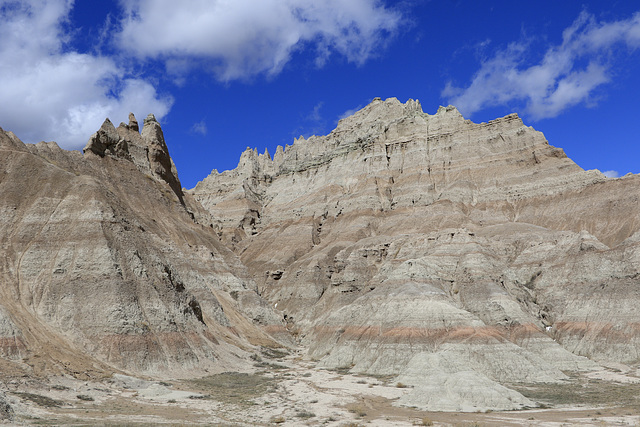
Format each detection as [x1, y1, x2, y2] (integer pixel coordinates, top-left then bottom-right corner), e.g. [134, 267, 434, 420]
[143, 113, 158, 125]
[404, 98, 422, 113]
[336, 97, 414, 128]
[436, 104, 459, 114]
[197, 99, 534, 188]
[118, 112, 140, 132]
[83, 117, 128, 159]
[83, 113, 184, 204]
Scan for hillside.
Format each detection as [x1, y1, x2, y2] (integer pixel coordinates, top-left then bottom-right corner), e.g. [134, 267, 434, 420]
[191, 97, 640, 410]
[1, 98, 640, 421]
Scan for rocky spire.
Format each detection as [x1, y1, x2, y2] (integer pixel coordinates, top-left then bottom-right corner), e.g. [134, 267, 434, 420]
[128, 112, 139, 132]
[141, 114, 184, 203]
[83, 118, 130, 159]
[83, 113, 184, 204]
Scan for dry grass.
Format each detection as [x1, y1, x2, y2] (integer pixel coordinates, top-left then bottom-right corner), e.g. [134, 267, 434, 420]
[183, 372, 276, 407]
[295, 410, 315, 419]
[512, 375, 640, 409]
[346, 404, 367, 417]
[260, 346, 289, 359]
[13, 393, 62, 408]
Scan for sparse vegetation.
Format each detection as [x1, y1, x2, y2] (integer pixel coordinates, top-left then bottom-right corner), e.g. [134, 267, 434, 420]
[76, 394, 94, 401]
[184, 372, 275, 407]
[260, 346, 289, 359]
[187, 394, 208, 400]
[347, 404, 367, 417]
[329, 366, 353, 375]
[14, 392, 62, 408]
[295, 410, 315, 419]
[50, 385, 69, 391]
[512, 375, 640, 409]
[254, 361, 288, 370]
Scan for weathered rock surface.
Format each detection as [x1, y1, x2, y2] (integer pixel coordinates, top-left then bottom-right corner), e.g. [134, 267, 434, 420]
[84, 113, 185, 204]
[395, 368, 536, 412]
[191, 97, 640, 411]
[0, 119, 284, 379]
[3, 97, 640, 414]
[0, 390, 13, 421]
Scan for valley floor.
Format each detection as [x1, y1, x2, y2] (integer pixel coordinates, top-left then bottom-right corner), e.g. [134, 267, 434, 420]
[2, 348, 640, 426]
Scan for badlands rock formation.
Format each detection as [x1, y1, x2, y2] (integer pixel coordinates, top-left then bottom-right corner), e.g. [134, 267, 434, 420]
[2, 97, 640, 415]
[192, 97, 640, 411]
[0, 114, 283, 381]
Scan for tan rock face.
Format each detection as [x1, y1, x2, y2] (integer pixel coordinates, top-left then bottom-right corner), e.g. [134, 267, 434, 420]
[84, 113, 185, 204]
[191, 97, 640, 410]
[0, 121, 283, 379]
[3, 98, 640, 413]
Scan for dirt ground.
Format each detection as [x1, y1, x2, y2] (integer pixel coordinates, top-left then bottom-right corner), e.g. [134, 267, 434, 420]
[2, 348, 640, 426]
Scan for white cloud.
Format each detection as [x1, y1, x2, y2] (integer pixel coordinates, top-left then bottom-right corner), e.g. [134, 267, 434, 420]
[602, 170, 620, 178]
[0, 0, 172, 150]
[443, 11, 640, 120]
[116, 0, 402, 81]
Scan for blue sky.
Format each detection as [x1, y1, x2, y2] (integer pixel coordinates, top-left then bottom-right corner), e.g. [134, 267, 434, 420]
[1, 1, 639, 188]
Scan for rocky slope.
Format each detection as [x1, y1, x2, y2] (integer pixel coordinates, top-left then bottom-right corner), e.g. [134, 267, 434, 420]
[0, 114, 284, 381]
[191, 97, 640, 411]
[2, 97, 640, 414]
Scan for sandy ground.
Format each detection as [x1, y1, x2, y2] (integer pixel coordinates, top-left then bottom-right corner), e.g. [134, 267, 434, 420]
[2, 349, 640, 426]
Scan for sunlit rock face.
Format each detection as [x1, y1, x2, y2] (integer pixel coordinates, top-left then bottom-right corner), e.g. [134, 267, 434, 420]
[3, 97, 640, 412]
[0, 117, 284, 379]
[192, 97, 640, 411]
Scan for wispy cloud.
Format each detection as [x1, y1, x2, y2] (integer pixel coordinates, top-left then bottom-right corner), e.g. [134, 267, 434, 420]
[443, 11, 640, 120]
[116, 0, 402, 81]
[602, 170, 620, 178]
[290, 101, 327, 139]
[190, 120, 207, 136]
[306, 102, 324, 122]
[339, 104, 365, 120]
[0, 0, 172, 149]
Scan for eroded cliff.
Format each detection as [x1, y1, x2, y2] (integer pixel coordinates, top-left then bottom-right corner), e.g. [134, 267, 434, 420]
[191, 97, 640, 411]
[0, 115, 284, 380]
[2, 97, 640, 415]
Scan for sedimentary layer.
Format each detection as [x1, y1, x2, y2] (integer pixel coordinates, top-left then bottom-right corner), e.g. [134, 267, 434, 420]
[191, 97, 640, 410]
[0, 116, 283, 379]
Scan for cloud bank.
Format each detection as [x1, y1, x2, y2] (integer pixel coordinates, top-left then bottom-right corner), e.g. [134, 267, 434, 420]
[0, 0, 172, 149]
[116, 0, 402, 81]
[0, 0, 401, 149]
[443, 11, 640, 120]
